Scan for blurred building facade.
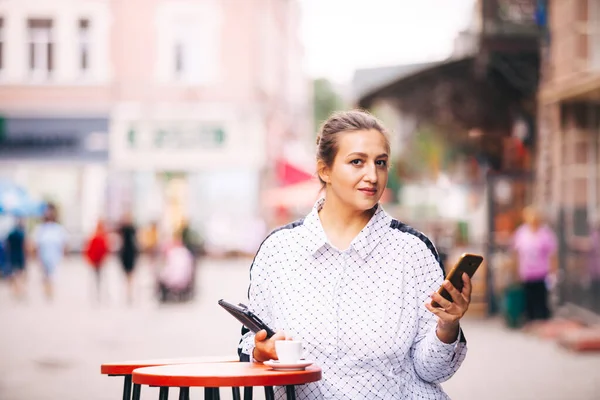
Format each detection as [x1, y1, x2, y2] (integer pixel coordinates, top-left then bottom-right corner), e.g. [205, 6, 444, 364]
[0, 0, 112, 244]
[537, 0, 600, 317]
[0, 0, 311, 252]
[354, 0, 542, 316]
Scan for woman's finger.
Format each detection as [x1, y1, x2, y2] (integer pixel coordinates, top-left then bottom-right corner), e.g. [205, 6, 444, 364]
[425, 301, 445, 316]
[442, 280, 465, 305]
[426, 302, 459, 322]
[428, 303, 461, 322]
[431, 292, 453, 311]
[255, 330, 268, 342]
[462, 273, 472, 302]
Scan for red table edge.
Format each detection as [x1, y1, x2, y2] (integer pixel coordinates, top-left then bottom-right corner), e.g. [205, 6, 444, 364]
[101, 358, 239, 375]
[132, 365, 322, 388]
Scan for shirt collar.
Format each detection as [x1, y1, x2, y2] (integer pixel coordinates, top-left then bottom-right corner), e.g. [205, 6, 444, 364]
[302, 198, 329, 255]
[303, 197, 392, 260]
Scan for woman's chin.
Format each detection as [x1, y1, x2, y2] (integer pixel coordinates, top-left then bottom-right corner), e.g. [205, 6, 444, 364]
[352, 197, 380, 211]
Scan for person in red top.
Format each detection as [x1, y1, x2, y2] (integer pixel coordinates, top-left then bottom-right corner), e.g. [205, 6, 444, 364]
[85, 221, 110, 302]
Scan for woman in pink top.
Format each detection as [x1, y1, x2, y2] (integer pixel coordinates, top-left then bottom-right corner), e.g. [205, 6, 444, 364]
[512, 206, 557, 321]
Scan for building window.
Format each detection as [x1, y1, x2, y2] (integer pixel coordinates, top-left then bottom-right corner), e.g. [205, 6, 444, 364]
[590, 0, 600, 69]
[78, 19, 90, 74]
[572, 207, 589, 237]
[28, 19, 53, 79]
[174, 40, 184, 77]
[171, 22, 218, 84]
[172, 24, 203, 83]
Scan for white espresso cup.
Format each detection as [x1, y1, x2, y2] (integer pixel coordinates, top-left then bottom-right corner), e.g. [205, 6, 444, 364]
[275, 340, 304, 363]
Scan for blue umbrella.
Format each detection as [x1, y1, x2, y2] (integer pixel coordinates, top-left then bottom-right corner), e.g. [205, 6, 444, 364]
[0, 180, 46, 217]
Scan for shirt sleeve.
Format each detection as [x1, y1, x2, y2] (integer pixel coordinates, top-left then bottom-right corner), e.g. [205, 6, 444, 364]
[238, 236, 275, 361]
[410, 242, 468, 384]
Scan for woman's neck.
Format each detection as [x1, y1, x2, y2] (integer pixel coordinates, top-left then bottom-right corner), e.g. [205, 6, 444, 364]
[318, 195, 375, 250]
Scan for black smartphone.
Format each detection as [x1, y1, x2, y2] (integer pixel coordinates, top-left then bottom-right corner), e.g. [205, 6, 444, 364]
[218, 299, 276, 338]
[431, 253, 484, 308]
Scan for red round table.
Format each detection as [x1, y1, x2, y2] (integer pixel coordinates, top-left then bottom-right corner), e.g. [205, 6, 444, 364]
[101, 356, 238, 400]
[132, 362, 322, 400]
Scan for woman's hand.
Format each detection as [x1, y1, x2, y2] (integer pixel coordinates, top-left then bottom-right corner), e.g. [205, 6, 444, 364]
[425, 273, 472, 344]
[252, 330, 287, 362]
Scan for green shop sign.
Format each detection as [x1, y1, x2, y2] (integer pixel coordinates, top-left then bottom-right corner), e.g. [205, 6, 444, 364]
[154, 125, 225, 149]
[127, 124, 226, 149]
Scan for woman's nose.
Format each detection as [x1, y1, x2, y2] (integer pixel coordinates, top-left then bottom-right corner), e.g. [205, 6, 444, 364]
[364, 164, 378, 182]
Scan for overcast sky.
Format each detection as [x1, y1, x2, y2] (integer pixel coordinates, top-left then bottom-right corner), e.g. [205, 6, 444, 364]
[299, 0, 476, 83]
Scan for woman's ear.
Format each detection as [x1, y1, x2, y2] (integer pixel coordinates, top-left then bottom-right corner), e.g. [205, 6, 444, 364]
[317, 160, 331, 184]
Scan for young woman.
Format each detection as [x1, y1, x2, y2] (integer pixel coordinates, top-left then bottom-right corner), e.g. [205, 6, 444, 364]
[238, 110, 471, 399]
[512, 206, 557, 322]
[84, 220, 110, 303]
[6, 218, 27, 300]
[117, 213, 138, 305]
[33, 204, 67, 301]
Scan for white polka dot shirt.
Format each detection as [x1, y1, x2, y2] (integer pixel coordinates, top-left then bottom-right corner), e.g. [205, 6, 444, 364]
[238, 198, 467, 399]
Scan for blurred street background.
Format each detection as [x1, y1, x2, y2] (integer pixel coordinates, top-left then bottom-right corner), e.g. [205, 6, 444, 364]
[1, 0, 600, 399]
[0, 255, 598, 400]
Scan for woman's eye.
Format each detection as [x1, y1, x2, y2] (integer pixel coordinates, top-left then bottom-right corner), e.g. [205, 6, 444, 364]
[376, 160, 387, 167]
[350, 159, 363, 165]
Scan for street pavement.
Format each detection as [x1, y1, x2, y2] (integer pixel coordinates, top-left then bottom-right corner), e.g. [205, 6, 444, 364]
[0, 256, 599, 400]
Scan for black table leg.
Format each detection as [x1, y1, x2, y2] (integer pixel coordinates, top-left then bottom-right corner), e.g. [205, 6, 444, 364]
[243, 386, 253, 400]
[264, 386, 275, 400]
[123, 375, 132, 400]
[132, 384, 141, 400]
[286, 385, 296, 400]
[179, 387, 190, 400]
[204, 387, 220, 400]
[159, 386, 169, 400]
[232, 387, 241, 400]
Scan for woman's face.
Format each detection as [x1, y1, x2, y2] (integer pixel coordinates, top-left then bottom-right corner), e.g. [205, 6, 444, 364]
[524, 207, 541, 226]
[320, 129, 389, 212]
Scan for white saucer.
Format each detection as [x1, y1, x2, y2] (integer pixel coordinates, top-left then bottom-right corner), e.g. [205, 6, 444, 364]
[264, 359, 314, 371]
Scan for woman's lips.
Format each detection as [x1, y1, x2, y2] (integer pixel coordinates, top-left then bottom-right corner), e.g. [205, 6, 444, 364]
[358, 188, 377, 196]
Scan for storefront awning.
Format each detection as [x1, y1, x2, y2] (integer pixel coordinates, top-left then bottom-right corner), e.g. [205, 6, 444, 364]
[358, 58, 474, 109]
[276, 159, 315, 186]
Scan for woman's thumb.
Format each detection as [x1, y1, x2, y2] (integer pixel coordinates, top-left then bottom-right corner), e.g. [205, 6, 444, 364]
[255, 329, 268, 341]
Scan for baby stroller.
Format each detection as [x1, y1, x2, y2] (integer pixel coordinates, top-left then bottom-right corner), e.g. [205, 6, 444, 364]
[157, 243, 196, 303]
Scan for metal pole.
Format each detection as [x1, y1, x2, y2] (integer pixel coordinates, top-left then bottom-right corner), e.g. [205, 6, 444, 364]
[286, 385, 296, 400]
[122, 375, 132, 400]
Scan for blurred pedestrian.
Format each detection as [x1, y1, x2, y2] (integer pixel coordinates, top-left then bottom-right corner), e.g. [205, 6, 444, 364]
[181, 219, 202, 258]
[117, 213, 138, 304]
[157, 229, 194, 303]
[143, 221, 160, 265]
[586, 216, 600, 311]
[5, 218, 27, 300]
[512, 206, 557, 322]
[33, 204, 67, 301]
[84, 220, 110, 303]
